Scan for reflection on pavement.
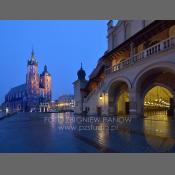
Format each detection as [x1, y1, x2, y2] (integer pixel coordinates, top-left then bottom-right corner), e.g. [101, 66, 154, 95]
[144, 115, 175, 152]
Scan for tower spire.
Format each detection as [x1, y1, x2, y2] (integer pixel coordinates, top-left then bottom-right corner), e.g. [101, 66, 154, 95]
[81, 62, 83, 69]
[28, 47, 38, 66]
[31, 47, 35, 59]
[44, 65, 47, 72]
[77, 62, 86, 80]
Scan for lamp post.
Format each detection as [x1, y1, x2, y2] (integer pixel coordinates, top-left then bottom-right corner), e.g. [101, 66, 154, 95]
[5, 107, 9, 115]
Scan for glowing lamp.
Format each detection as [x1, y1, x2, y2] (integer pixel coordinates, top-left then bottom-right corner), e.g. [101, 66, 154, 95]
[99, 94, 103, 100]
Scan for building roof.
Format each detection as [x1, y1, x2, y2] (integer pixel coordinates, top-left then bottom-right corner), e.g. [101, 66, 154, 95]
[57, 95, 74, 102]
[8, 84, 26, 95]
[40, 65, 51, 76]
[77, 63, 86, 80]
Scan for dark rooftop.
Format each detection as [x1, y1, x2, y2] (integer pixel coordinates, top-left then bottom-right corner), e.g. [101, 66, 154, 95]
[8, 84, 26, 95]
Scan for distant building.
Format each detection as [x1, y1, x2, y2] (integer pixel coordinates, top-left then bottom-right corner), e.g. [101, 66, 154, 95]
[3, 50, 52, 113]
[53, 95, 75, 112]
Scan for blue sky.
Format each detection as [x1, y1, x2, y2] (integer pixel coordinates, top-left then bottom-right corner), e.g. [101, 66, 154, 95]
[0, 20, 108, 103]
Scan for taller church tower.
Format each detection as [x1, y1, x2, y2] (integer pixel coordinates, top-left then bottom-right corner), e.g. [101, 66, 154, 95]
[26, 50, 40, 111]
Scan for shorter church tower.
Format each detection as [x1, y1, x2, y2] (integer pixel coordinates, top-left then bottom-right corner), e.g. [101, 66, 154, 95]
[40, 65, 52, 102]
[73, 63, 88, 114]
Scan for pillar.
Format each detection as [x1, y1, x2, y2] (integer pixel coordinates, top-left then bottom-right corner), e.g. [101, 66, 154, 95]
[173, 97, 175, 118]
[130, 42, 135, 57]
[129, 87, 138, 117]
[102, 92, 108, 116]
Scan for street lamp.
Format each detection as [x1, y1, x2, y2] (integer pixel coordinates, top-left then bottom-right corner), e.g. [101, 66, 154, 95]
[99, 94, 103, 100]
[5, 107, 9, 114]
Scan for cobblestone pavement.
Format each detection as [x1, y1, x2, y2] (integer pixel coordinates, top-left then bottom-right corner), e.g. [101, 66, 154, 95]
[0, 112, 175, 153]
[0, 112, 4, 119]
[0, 113, 100, 153]
[75, 116, 175, 153]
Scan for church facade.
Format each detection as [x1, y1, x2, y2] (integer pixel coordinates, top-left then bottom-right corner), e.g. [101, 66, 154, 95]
[3, 50, 52, 113]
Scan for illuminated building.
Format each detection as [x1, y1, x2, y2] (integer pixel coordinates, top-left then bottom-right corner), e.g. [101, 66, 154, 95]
[39, 65, 52, 112]
[74, 20, 175, 118]
[3, 50, 52, 113]
[53, 95, 75, 112]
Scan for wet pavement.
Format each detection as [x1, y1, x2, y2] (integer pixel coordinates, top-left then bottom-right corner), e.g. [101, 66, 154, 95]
[0, 112, 100, 153]
[0, 112, 4, 119]
[0, 112, 175, 153]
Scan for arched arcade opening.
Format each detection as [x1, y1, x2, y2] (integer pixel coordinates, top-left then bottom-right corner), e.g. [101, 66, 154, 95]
[108, 80, 130, 116]
[144, 85, 174, 119]
[135, 66, 175, 119]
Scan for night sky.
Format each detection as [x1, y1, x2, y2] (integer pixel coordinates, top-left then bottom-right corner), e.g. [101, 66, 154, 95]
[0, 20, 108, 103]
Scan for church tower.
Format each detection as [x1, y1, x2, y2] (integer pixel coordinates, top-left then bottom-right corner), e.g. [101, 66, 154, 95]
[40, 65, 52, 102]
[26, 50, 40, 111]
[73, 63, 88, 114]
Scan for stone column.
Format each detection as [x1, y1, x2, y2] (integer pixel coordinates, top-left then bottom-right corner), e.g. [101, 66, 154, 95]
[130, 42, 135, 57]
[102, 93, 109, 116]
[173, 97, 175, 118]
[129, 87, 138, 117]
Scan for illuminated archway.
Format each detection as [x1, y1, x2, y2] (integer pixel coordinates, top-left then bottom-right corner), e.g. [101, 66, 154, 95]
[134, 64, 175, 117]
[108, 80, 130, 116]
[144, 86, 174, 119]
[117, 90, 129, 115]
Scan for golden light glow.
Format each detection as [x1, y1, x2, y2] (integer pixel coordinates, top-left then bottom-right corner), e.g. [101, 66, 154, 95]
[144, 118, 175, 152]
[144, 86, 173, 118]
[117, 90, 129, 115]
[57, 102, 71, 107]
